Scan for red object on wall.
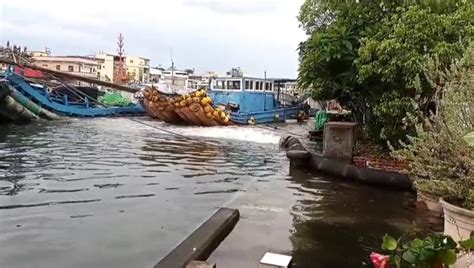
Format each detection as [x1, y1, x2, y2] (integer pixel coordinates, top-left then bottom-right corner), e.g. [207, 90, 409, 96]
[14, 66, 44, 78]
[353, 155, 408, 173]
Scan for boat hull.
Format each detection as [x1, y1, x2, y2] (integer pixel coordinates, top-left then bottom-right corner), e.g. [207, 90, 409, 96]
[6, 72, 144, 117]
[140, 87, 303, 126]
[141, 87, 232, 126]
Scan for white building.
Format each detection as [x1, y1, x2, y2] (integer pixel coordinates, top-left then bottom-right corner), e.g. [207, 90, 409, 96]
[188, 71, 218, 89]
[149, 67, 164, 83]
[162, 67, 189, 88]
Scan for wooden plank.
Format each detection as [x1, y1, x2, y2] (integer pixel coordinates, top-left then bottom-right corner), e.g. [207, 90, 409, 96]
[155, 208, 239, 268]
[0, 58, 138, 93]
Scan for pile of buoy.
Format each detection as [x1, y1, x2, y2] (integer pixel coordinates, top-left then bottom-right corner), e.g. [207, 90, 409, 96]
[142, 87, 231, 126]
[170, 89, 231, 124]
[143, 89, 174, 112]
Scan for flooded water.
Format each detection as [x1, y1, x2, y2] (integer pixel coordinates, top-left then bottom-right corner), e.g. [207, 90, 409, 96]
[0, 118, 418, 268]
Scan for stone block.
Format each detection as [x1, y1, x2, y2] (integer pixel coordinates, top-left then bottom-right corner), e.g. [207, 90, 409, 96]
[323, 122, 357, 160]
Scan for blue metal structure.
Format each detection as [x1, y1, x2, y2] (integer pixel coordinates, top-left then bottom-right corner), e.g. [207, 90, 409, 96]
[4, 70, 144, 117]
[208, 77, 301, 124]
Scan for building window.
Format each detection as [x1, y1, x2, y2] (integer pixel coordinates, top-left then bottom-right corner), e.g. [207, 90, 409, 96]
[42, 64, 48, 67]
[98, 65, 101, 70]
[97, 71, 101, 78]
[78, 66, 81, 73]
[130, 59, 134, 64]
[255, 81, 261, 90]
[68, 66, 74, 72]
[56, 65, 60, 71]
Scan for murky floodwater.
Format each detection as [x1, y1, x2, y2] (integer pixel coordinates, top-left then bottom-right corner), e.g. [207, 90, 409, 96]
[0, 118, 418, 268]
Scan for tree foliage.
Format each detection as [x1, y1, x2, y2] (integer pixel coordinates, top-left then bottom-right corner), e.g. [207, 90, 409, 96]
[298, 0, 474, 147]
[393, 43, 474, 209]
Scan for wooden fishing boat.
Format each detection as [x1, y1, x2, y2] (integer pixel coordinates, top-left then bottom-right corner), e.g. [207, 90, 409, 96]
[141, 87, 230, 126]
[140, 76, 305, 126]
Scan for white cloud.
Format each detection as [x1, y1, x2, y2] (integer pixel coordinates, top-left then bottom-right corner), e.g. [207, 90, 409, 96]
[0, 0, 305, 77]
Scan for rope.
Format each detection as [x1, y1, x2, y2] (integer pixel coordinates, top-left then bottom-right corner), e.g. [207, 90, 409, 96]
[254, 123, 307, 138]
[126, 117, 222, 147]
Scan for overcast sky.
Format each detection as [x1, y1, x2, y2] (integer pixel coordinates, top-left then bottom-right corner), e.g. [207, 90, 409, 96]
[0, 0, 306, 78]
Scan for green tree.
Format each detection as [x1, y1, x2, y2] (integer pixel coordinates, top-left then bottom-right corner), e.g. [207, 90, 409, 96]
[298, 0, 474, 147]
[394, 43, 474, 209]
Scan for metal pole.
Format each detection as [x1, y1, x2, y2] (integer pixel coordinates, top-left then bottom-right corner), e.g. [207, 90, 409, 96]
[264, 70, 266, 111]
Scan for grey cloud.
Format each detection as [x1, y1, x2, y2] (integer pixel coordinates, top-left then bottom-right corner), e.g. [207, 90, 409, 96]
[183, 0, 279, 15]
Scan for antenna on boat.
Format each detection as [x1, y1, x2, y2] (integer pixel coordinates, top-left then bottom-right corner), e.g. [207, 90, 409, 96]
[170, 47, 176, 93]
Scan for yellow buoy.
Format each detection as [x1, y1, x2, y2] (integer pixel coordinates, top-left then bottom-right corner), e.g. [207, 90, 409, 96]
[201, 98, 209, 106]
[223, 116, 229, 123]
[220, 111, 226, 119]
[204, 105, 211, 113]
[196, 91, 204, 97]
[213, 110, 219, 117]
[206, 112, 212, 118]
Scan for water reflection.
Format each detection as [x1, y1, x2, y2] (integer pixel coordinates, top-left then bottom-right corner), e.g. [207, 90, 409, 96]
[288, 169, 416, 268]
[0, 118, 284, 268]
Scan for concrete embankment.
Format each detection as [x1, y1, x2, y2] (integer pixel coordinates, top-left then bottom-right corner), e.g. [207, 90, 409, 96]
[281, 136, 414, 192]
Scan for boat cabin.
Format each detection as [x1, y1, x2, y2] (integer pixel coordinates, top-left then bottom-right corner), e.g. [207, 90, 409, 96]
[209, 77, 279, 113]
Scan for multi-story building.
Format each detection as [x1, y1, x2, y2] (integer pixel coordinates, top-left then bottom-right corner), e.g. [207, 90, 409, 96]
[95, 53, 150, 83]
[32, 55, 99, 79]
[125, 56, 150, 83]
[95, 53, 115, 82]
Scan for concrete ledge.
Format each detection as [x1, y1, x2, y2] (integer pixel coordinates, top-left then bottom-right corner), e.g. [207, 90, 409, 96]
[155, 208, 240, 268]
[282, 136, 414, 192]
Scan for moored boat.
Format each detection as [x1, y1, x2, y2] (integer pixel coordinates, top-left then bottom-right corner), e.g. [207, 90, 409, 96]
[3, 68, 144, 118]
[140, 76, 305, 126]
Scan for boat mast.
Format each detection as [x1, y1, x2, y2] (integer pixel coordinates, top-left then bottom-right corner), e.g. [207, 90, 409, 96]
[170, 48, 175, 91]
[264, 70, 267, 110]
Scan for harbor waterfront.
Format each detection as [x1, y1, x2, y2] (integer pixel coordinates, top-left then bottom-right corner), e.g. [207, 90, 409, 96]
[1, 118, 424, 268]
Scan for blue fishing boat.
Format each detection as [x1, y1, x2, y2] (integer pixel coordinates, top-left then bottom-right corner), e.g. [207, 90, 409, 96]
[2, 68, 144, 118]
[140, 76, 305, 126]
[208, 77, 304, 124]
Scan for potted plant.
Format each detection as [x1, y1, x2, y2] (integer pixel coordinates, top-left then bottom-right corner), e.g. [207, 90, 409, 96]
[371, 233, 474, 268]
[394, 44, 474, 242]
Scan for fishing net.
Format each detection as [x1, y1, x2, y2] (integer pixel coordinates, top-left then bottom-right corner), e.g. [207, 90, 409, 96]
[98, 92, 132, 107]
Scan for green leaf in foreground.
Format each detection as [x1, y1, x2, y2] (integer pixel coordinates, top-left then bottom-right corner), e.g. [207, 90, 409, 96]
[382, 234, 398, 251]
[438, 249, 457, 265]
[402, 250, 417, 263]
[459, 237, 474, 250]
